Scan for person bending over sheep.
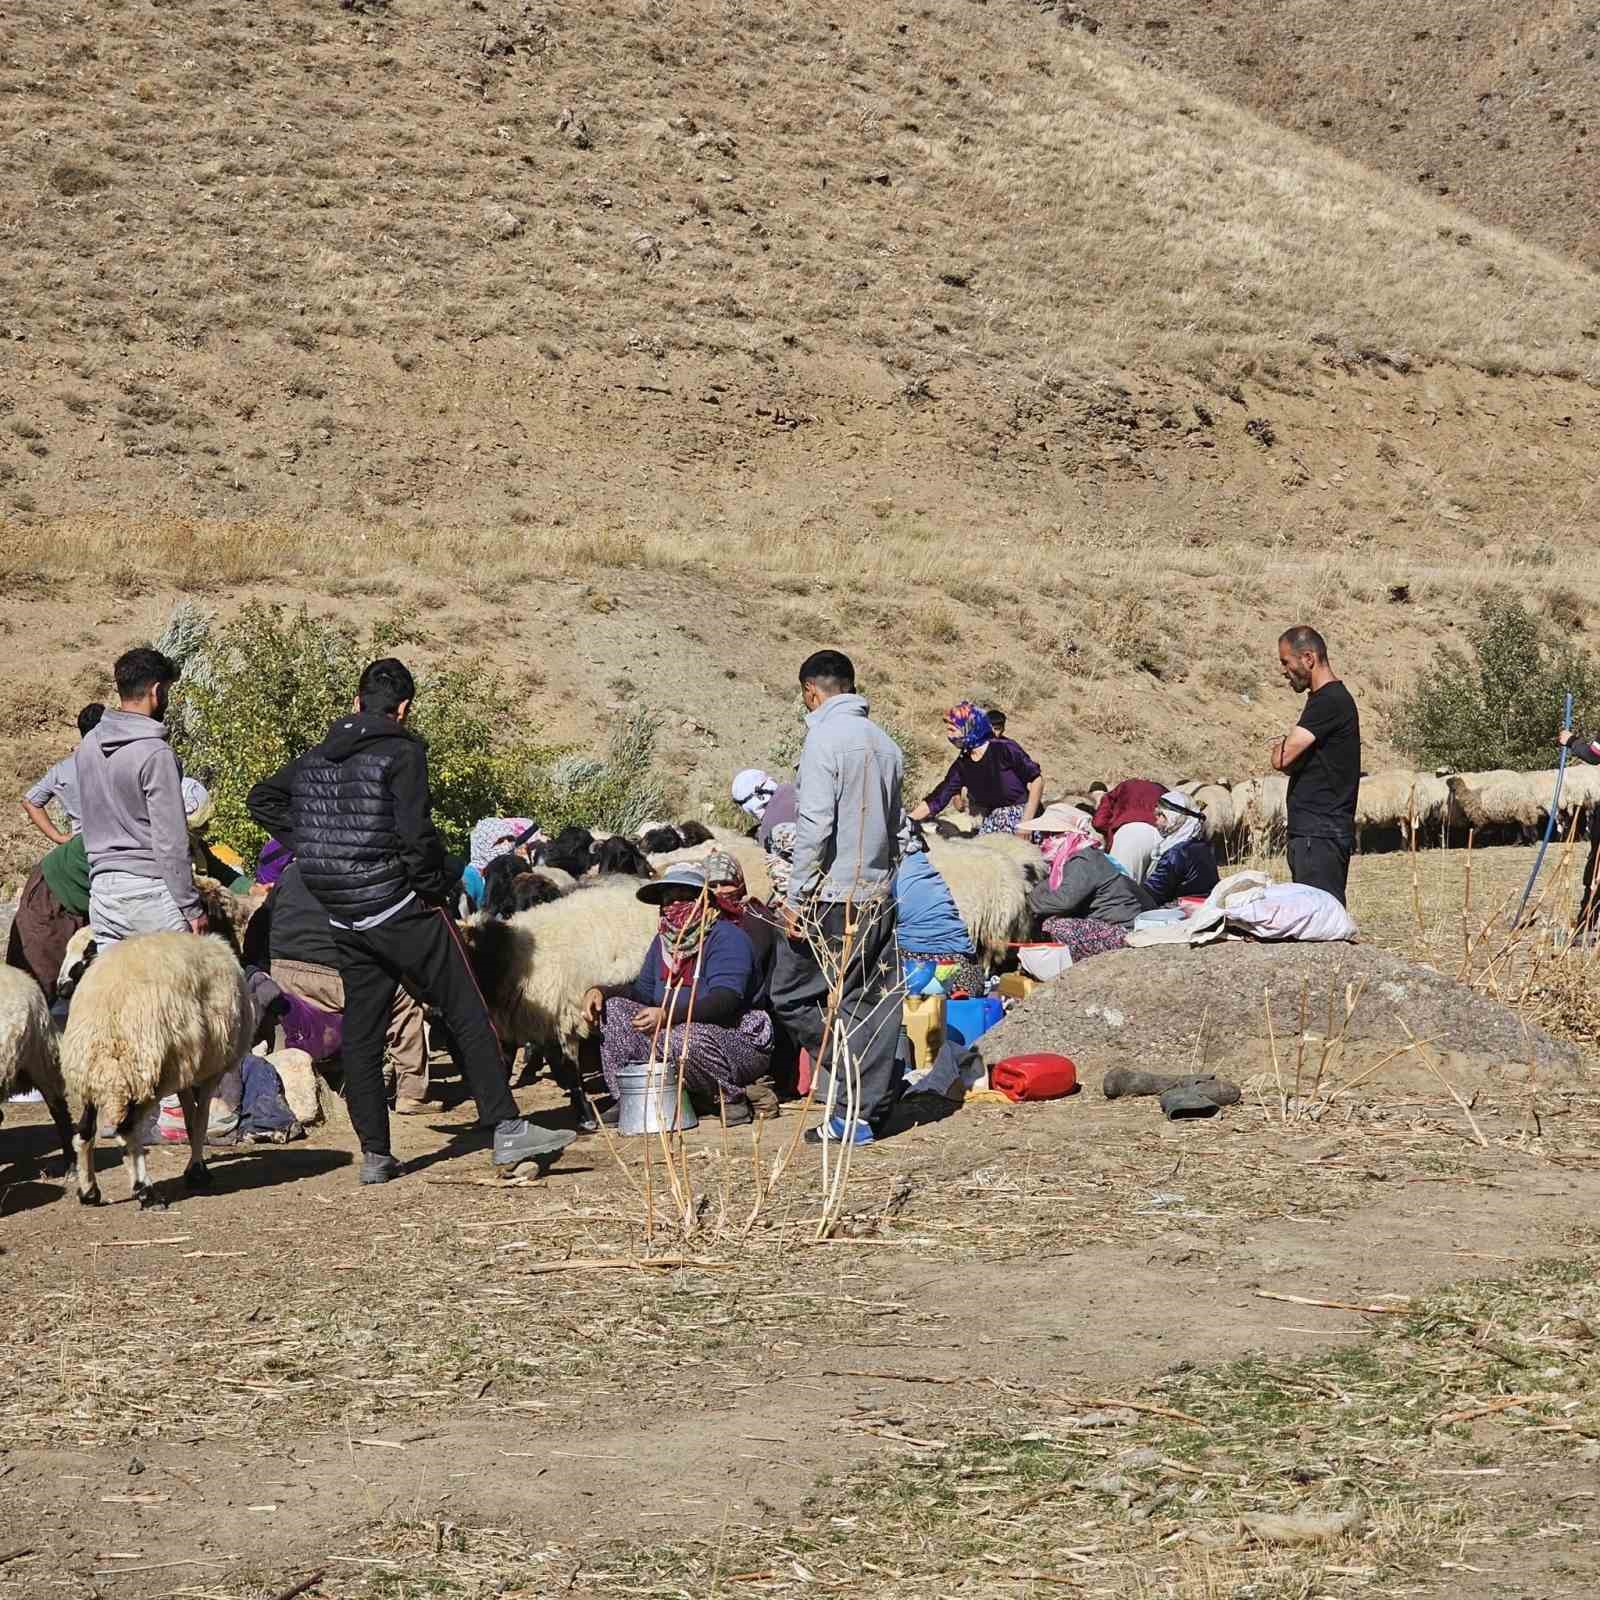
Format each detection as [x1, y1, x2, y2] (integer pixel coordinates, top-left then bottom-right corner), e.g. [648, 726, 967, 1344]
[1089, 778, 1167, 882]
[1142, 792, 1220, 905]
[909, 702, 1043, 836]
[731, 768, 798, 848]
[247, 657, 574, 1185]
[583, 864, 775, 1126]
[6, 831, 92, 1005]
[895, 835, 986, 998]
[1027, 804, 1153, 962]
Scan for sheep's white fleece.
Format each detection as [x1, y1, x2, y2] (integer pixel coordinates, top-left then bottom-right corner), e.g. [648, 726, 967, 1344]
[61, 932, 253, 1128]
[648, 833, 774, 903]
[0, 965, 65, 1110]
[924, 839, 1031, 964]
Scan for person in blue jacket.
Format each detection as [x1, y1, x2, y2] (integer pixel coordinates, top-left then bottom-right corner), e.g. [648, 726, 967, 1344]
[895, 841, 985, 997]
[584, 864, 774, 1125]
[1142, 791, 1221, 905]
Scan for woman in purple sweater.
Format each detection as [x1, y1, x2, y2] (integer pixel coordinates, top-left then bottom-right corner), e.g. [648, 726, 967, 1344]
[909, 702, 1044, 835]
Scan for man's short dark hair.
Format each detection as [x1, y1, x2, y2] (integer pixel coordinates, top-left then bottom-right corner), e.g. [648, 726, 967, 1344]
[987, 708, 1007, 733]
[77, 703, 105, 738]
[798, 650, 855, 695]
[114, 647, 179, 700]
[1279, 625, 1328, 661]
[358, 657, 417, 717]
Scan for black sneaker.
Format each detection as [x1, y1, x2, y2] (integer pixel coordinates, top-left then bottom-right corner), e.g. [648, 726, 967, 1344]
[359, 1153, 401, 1185]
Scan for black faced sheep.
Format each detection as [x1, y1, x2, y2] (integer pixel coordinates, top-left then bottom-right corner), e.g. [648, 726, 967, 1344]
[593, 835, 655, 878]
[62, 932, 254, 1210]
[675, 821, 714, 847]
[536, 825, 596, 877]
[636, 825, 684, 854]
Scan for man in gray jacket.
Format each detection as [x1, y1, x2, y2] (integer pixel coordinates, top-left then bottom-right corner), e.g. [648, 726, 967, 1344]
[771, 650, 905, 1145]
[78, 648, 206, 947]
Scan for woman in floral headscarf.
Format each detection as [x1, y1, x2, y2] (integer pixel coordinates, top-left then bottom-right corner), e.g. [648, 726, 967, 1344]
[909, 702, 1044, 835]
[1026, 804, 1152, 963]
[582, 863, 775, 1125]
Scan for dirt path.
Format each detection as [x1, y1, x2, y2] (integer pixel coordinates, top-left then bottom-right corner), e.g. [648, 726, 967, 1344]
[4, 1066, 1599, 1595]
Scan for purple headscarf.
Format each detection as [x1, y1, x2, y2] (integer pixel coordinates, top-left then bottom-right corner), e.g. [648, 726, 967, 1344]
[256, 837, 294, 888]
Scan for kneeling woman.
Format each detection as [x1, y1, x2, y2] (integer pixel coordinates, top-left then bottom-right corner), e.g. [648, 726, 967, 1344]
[1026, 804, 1152, 963]
[584, 864, 773, 1125]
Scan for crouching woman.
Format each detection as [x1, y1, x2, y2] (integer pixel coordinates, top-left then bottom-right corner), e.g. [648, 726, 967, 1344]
[582, 864, 774, 1125]
[1026, 804, 1152, 963]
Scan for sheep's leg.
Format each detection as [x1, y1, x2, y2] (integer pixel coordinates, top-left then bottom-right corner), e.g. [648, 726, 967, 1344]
[177, 1084, 214, 1189]
[120, 1101, 165, 1210]
[73, 1100, 102, 1206]
[39, 1089, 76, 1175]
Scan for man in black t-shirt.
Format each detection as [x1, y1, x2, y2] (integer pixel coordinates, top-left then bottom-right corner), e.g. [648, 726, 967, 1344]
[1271, 625, 1361, 906]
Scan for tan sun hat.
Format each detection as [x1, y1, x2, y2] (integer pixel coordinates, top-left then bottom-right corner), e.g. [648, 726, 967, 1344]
[1028, 802, 1098, 835]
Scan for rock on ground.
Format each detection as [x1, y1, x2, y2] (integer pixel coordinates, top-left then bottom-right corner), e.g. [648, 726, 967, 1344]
[990, 940, 1584, 1093]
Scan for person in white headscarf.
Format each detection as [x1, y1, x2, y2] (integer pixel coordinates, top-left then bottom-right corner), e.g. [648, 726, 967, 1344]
[1142, 791, 1219, 905]
[730, 767, 797, 849]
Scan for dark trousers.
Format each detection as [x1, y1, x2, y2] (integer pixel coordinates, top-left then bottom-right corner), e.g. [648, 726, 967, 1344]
[333, 901, 518, 1155]
[770, 897, 902, 1131]
[1288, 834, 1352, 907]
[5, 865, 86, 1005]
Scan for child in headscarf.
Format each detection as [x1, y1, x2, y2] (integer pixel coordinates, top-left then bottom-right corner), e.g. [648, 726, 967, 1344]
[1026, 803, 1152, 963]
[1142, 792, 1220, 905]
[909, 701, 1045, 835]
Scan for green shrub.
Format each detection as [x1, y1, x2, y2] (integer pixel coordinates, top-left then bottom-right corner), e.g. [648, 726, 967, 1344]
[1395, 597, 1600, 772]
[164, 603, 661, 866]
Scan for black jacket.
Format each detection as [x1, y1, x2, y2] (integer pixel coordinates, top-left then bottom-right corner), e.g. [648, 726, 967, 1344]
[1027, 848, 1153, 930]
[247, 713, 449, 924]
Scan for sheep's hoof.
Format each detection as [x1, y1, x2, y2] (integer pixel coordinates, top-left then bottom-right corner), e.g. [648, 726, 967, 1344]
[184, 1160, 213, 1189]
[77, 1186, 104, 1208]
[134, 1183, 168, 1212]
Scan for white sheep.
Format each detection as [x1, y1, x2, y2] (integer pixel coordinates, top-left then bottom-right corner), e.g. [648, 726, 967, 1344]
[1445, 770, 1544, 836]
[1192, 783, 1236, 842]
[924, 838, 1032, 965]
[463, 878, 658, 1067]
[1231, 773, 1288, 849]
[0, 966, 73, 1169]
[62, 933, 254, 1210]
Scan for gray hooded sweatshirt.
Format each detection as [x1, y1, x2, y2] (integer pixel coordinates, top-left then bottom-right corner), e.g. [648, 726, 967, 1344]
[77, 709, 200, 919]
[787, 693, 905, 909]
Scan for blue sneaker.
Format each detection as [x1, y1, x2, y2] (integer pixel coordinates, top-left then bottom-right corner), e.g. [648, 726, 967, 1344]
[804, 1116, 876, 1147]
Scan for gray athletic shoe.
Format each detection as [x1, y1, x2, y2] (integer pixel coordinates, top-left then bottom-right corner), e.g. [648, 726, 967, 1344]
[360, 1153, 402, 1185]
[493, 1118, 577, 1168]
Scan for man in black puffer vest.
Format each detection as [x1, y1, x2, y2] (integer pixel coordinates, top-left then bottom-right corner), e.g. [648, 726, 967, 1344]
[247, 658, 573, 1185]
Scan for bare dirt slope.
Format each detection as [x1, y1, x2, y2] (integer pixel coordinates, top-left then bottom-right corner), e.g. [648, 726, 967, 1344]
[1078, 0, 1600, 269]
[2, 1, 1600, 882]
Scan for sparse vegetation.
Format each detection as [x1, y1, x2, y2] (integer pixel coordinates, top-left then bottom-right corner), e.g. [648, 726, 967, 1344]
[1396, 597, 1600, 773]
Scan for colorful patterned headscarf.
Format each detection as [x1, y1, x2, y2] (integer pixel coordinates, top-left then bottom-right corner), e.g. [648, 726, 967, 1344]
[702, 850, 747, 924]
[945, 702, 994, 753]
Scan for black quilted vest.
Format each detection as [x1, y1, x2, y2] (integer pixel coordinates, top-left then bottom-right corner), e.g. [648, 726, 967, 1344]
[291, 716, 417, 923]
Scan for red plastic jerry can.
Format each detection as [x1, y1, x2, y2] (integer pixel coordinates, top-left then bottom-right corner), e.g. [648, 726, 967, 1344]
[989, 1052, 1079, 1103]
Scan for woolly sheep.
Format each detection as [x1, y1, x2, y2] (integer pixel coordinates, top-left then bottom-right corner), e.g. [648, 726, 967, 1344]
[1445, 770, 1544, 835]
[63, 933, 254, 1210]
[924, 838, 1031, 965]
[964, 830, 1045, 878]
[462, 878, 657, 1067]
[1192, 783, 1236, 842]
[0, 966, 73, 1169]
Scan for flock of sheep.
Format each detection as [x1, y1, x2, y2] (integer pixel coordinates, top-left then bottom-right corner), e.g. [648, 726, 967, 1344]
[1170, 763, 1588, 853]
[0, 756, 1582, 1212]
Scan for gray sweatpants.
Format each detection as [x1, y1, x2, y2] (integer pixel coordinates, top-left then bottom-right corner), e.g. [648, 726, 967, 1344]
[89, 870, 190, 950]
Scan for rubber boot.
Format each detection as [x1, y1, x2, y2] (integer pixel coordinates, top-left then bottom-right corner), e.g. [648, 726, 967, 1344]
[1103, 1067, 1241, 1106]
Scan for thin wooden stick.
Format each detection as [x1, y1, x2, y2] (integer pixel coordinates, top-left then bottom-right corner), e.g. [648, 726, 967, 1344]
[266, 1570, 328, 1600]
[1409, 785, 1425, 934]
[1398, 1020, 1487, 1147]
[1265, 987, 1285, 1120]
[1255, 1291, 1412, 1314]
[1046, 1391, 1208, 1427]
[1291, 977, 1309, 1116]
[521, 1255, 731, 1275]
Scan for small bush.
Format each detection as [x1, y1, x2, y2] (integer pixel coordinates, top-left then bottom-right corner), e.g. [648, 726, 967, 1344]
[1395, 597, 1600, 772]
[164, 603, 630, 865]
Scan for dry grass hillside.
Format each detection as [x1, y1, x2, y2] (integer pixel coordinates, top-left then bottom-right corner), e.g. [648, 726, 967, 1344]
[1, 0, 1599, 878]
[1080, 0, 1600, 269]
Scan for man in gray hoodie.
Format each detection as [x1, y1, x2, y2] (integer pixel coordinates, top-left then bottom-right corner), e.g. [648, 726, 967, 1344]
[78, 647, 206, 947]
[770, 650, 906, 1145]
